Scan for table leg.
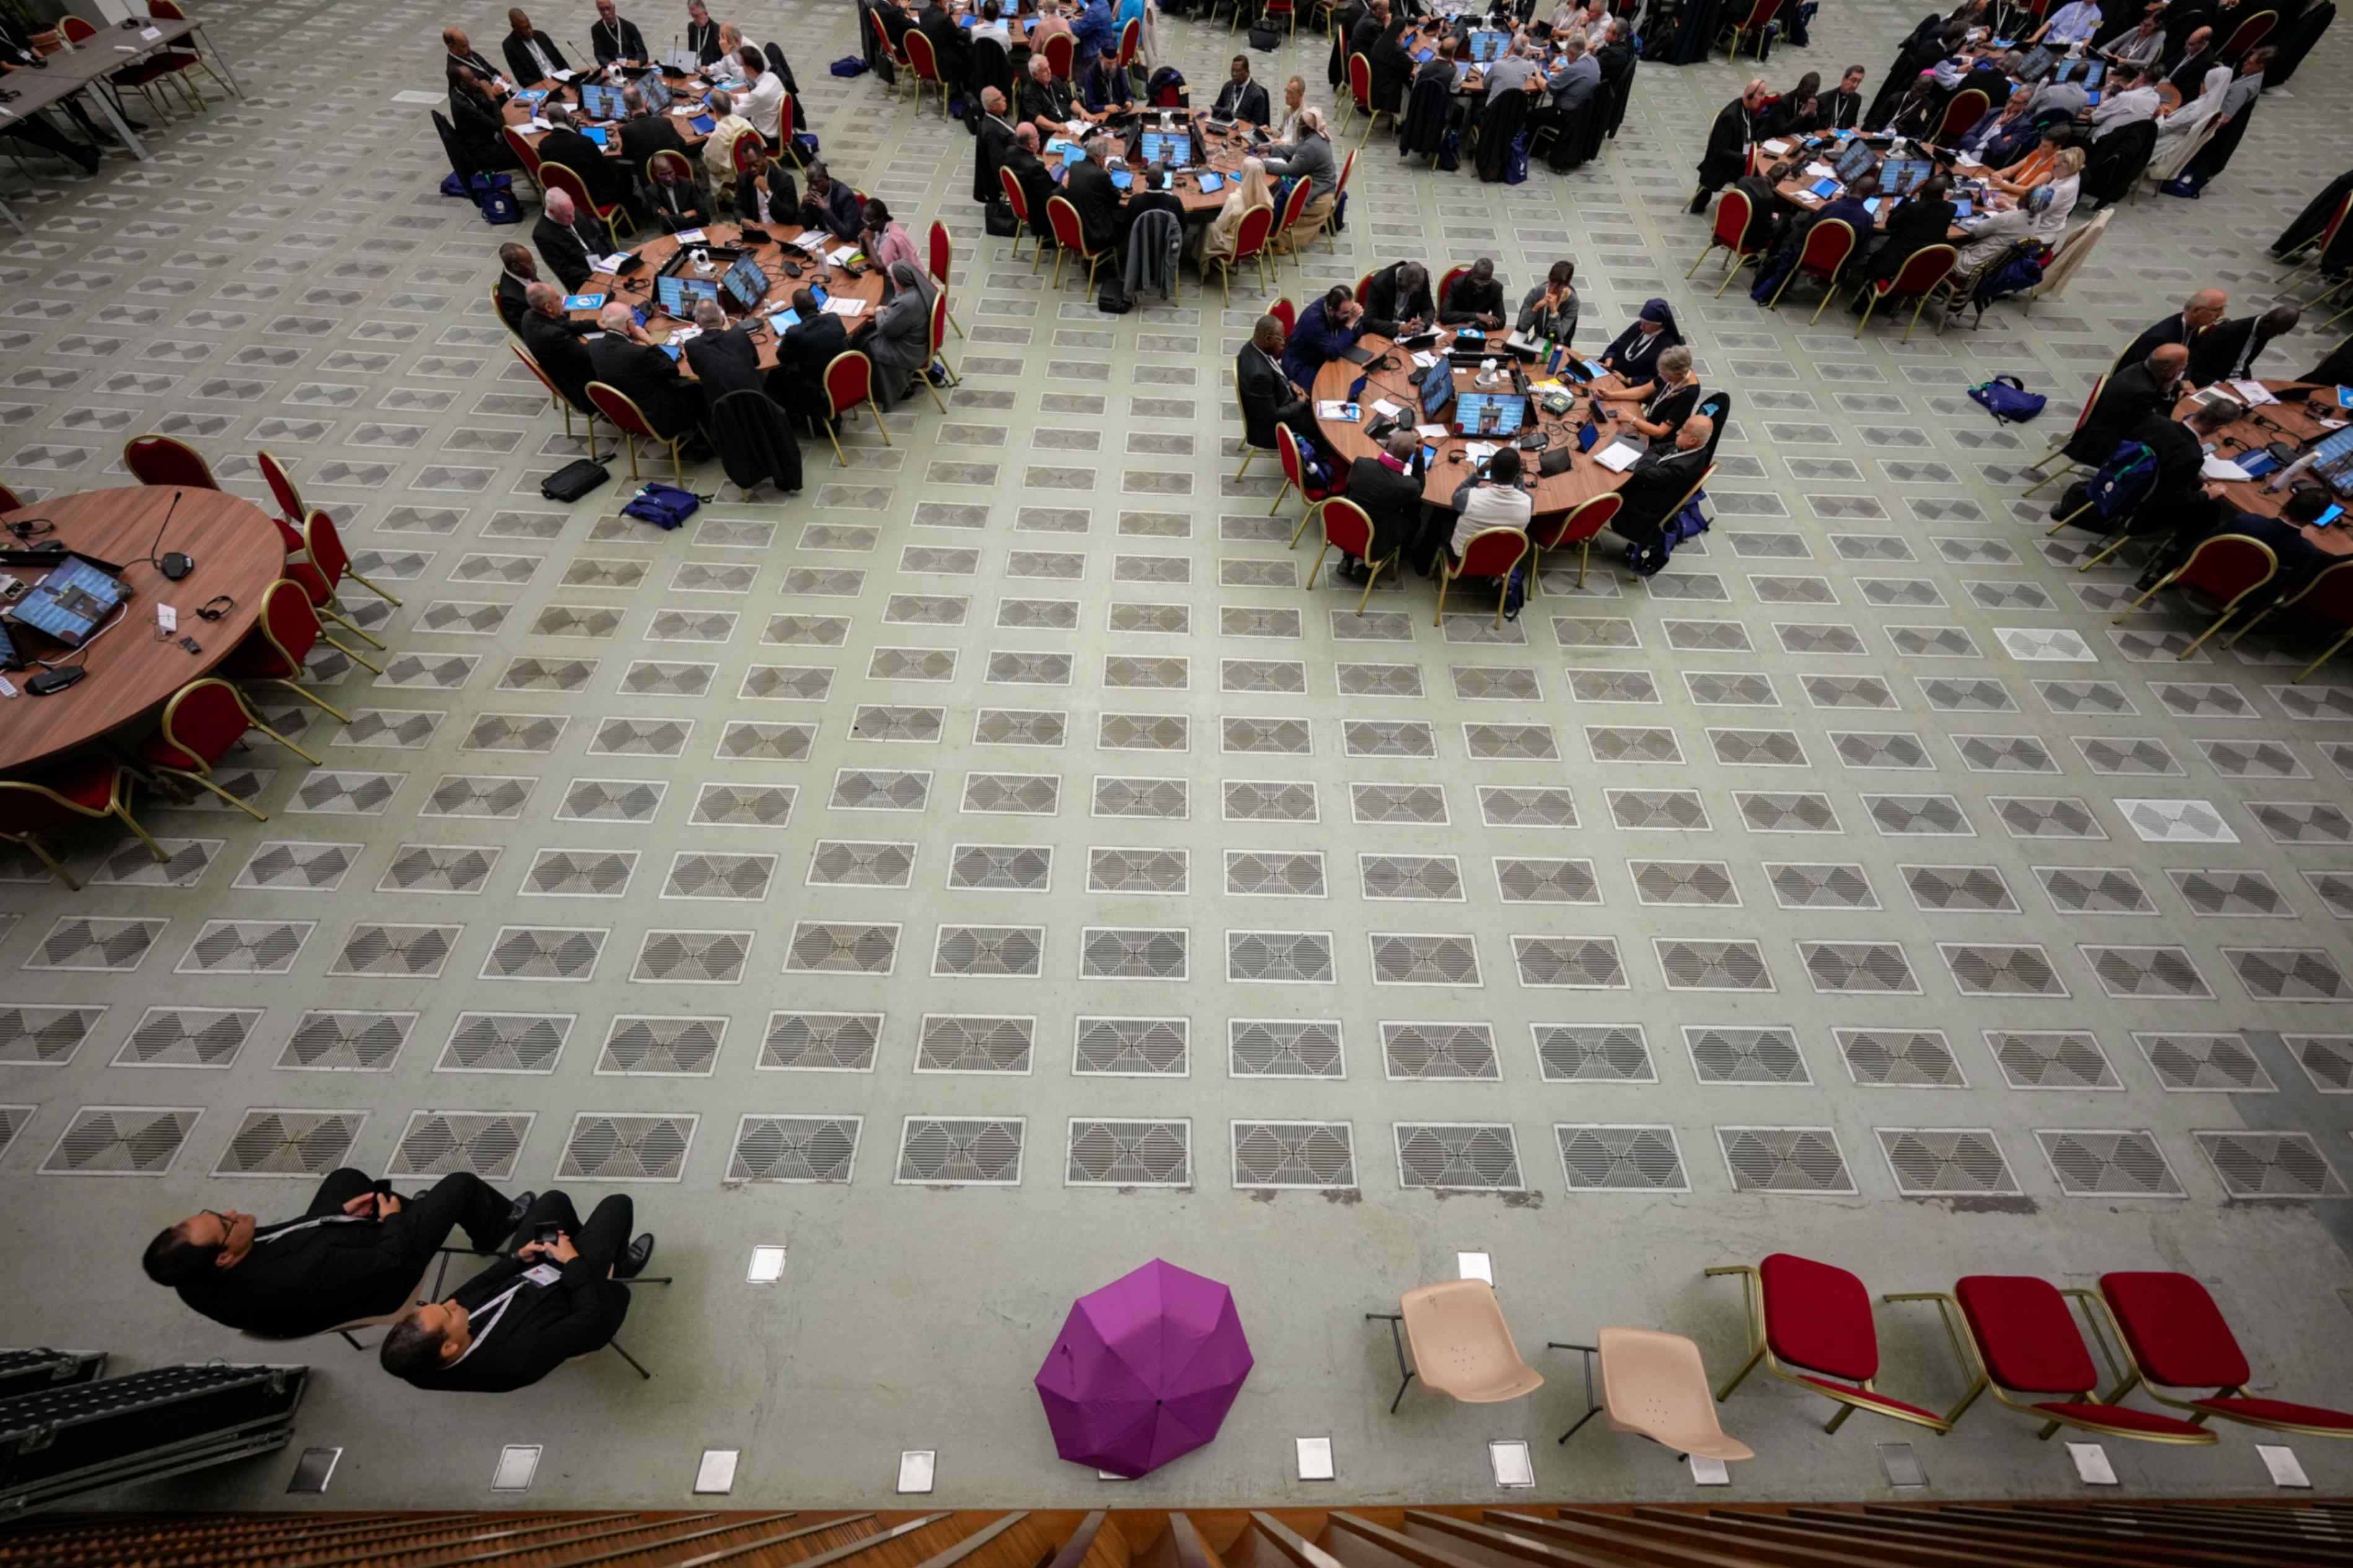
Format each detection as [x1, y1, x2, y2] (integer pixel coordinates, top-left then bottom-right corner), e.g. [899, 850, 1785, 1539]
[194, 26, 244, 98]
[0, 194, 25, 237]
[79, 82, 149, 161]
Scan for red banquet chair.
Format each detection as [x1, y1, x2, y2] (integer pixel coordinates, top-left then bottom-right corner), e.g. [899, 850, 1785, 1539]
[2112, 532, 2278, 658]
[1435, 263, 1471, 316]
[998, 165, 1037, 266]
[2024, 369, 2106, 497]
[1854, 243, 1959, 341]
[586, 380, 685, 483]
[288, 509, 397, 650]
[1270, 175, 1314, 271]
[0, 482, 22, 513]
[128, 0, 236, 113]
[1935, 86, 1989, 145]
[1687, 188, 1762, 294]
[869, 9, 910, 92]
[1204, 203, 1276, 305]
[1306, 497, 1393, 614]
[511, 342, 603, 462]
[2090, 1272, 2353, 1439]
[1436, 527, 1530, 628]
[1, 759, 168, 889]
[222, 578, 355, 723]
[919, 292, 958, 413]
[1707, 1254, 1954, 1435]
[253, 449, 312, 551]
[2219, 7, 2277, 58]
[139, 677, 318, 822]
[1267, 295, 1298, 337]
[1885, 1275, 2219, 1445]
[1723, 0, 1782, 59]
[1765, 218, 1857, 321]
[1345, 53, 1388, 144]
[902, 27, 946, 119]
[1115, 15, 1145, 72]
[1042, 30, 1075, 81]
[820, 350, 888, 467]
[60, 15, 178, 125]
[2225, 557, 2353, 682]
[1528, 492, 1623, 591]
[123, 433, 219, 491]
[538, 161, 626, 252]
[927, 220, 964, 340]
[1045, 193, 1109, 293]
[1273, 424, 1340, 532]
[503, 125, 545, 196]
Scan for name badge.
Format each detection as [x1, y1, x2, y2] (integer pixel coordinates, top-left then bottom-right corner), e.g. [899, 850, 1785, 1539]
[523, 1263, 562, 1286]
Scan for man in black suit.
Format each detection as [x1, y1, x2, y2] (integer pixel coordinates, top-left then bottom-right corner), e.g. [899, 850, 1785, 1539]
[800, 161, 865, 241]
[1612, 414, 1712, 553]
[1821, 63, 1865, 130]
[617, 84, 689, 180]
[501, 6, 570, 83]
[589, 301, 708, 441]
[1002, 124, 1057, 240]
[532, 188, 607, 292]
[1019, 56, 1077, 138]
[495, 243, 540, 333]
[774, 286, 850, 426]
[2189, 304, 2301, 387]
[1857, 174, 1958, 291]
[1360, 260, 1435, 336]
[2121, 288, 2228, 371]
[1691, 78, 1767, 213]
[686, 0, 723, 63]
[442, 25, 508, 90]
[682, 297, 767, 399]
[1439, 257, 1506, 329]
[540, 105, 643, 227]
[379, 1190, 653, 1393]
[1237, 314, 1329, 467]
[1062, 136, 1121, 254]
[2165, 25, 2217, 95]
[975, 88, 1018, 205]
[1341, 429, 1429, 579]
[591, 0, 648, 64]
[520, 283, 597, 410]
[142, 1168, 530, 1339]
[1212, 54, 1272, 123]
[2063, 343, 2189, 464]
[918, 0, 971, 91]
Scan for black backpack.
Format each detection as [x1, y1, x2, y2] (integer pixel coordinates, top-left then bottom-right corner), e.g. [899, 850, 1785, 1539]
[1097, 276, 1133, 314]
[1249, 20, 1278, 48]
[540, 457, 610, 502]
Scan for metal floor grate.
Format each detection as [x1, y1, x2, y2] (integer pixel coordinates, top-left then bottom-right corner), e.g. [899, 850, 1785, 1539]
[391, 1112, 532, 1180]
[1877, 1129, 2019, 1196]
[1073, 1018, 1189, 1076]
[215, 1109, 365, 1176]
[279, 1011, 414, 1072]
[729, 1116, 861, 1184]
[2036, 1129, 2183, 1197]
[0, 1006, 105, 1066]
[2134, 1033, 2274, 1093]
[2192, 1132, 2348, 1200]
[1837, 1028, 1966, 1088]
[897, 1117, 1024, 1185]
[1684, 1026, 1810, 1085]
[1717, 1126, 1855, 1194]
[556, 1113, 697, 1182]
[41, 1106, 200, 1176]
[1067, 1120, 1191, 1186]
[1382, 1023, 1499, 1081]
[1986, 1031, 2121, 1091]
[761, 1012, 882, 1072]
[1534, 1025, 1656, 1082]
[1555, 1125, 1689, 1192]
[1232, 1121, 1356, 1189]
[114, 1007, 255, 1069]
[2288, 1034, 2353, 1093]
[439, 1012, 571, 1074]
[597, 1016, 726, 1077]
[1394, 1123, 1523, 1191]
[1228, 1021, 1345, 1078]
[917, 1016, 1034, 1074]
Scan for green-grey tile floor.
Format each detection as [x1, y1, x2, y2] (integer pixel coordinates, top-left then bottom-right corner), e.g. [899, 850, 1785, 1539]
[4, 0, 2353, 1511]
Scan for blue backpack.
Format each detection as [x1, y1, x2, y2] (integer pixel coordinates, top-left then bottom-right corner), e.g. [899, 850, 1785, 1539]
[1503, 131, 1530, 185]
[469, 172, 521, 226]
[2085, 440, 2157, 521]
[1969, 374, 2047, 425]
[622, 482, 705, 530]
[1627, 486, 1712, 577]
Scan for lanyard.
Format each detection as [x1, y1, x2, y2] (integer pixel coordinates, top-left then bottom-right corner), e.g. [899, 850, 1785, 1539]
[255, 1212, 364, 1244]
[451, 1277, 530, 1365]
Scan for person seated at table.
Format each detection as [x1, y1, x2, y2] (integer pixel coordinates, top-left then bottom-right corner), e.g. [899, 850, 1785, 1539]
[1341, 428, 1428, 583]
[2189, 304, 2300, 388]
[1213, 53, 1272, 123]
[2089, 63, 2162, 134]
[494, 245, 541, 334]
[734, 161, 796, 224]
[1690, 77, 1767, 213]
[2147, 483, 2334, 598]
[1729, 158, 1798, 256]
[2032, 0, 2104, 47]
[701, 87, 759, 195]
[2164, 26, 2217, 97]
[850, 259, 938, 411]
[2103, 9, 2166, 67]
[591, 302, 711, 453]
[1518, 259, 1579, 343]
[1020, 54, 1078, 138]
[1749, 174, 1879, 304]
[2023, 66, 2090, 121]
[1440, 258, 1507, 330]
[1366, 0, 1415, 118]
[1609, 415, 1712, 568]
[681, 296, 767, 402]
[685, 0, 723, 64]
[860, 198, 920, 272]
[1238, 312, 1337, 476]
[773, 286, 849, 427]
[731, 44, 786, 146]
[1760, 71, 1821, 138]
[1202, 156, 1274, 266]
[1483, 35, 1542, 102]
[444, 25, 510, 94]
[1535, 32, 1603, 139]
[618, 83, 688, 177]
[1058, 135, 1121, 254]
[1821, 63, 1867, 131]
[1955, 93, 2031, 161]
[648, 148, 710, 229]
[1945, 184, 2040, 303]
[1361, 260, 1434, 336]
[1262, 108, 1339, 236]
[1445, 446, 1533, 564]
[2026, 144, 2083, 236]
[501, 6, 570, 83]
[591, 0, 648, 64]
[449, 66, 523, 174]
[541, 105, 644, 229]
[1862, 19, 1954, 130]
[969, 0, 1014, 49]
[915, 0, 972, 92]
[521, 283, 596, 407]
[2121, 288, 2228, 367]
[2062, 342, 2188, 465]
[800, 161, 864, 241]
[1272, 74, 1313, 142]
[2060, 399, 2236, 553]
[1079, 42, 1132, 112]
[1281, 283, 1367, 391]
[707, 20, 751, 80]
[1854, 172, 1958, 296]
[1989, 131, 2065, 201]
[1878, 74, 1942, 138]
[1029, 3, 1074, 55]
[532, 188, 607, 292]
[1601, 345, 1700, 449]
[1003, 123, 1058, 241]
[1597, 298, 1682, 399]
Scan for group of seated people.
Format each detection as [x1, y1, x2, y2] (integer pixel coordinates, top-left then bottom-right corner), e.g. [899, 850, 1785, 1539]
[1365, 6, 1637, 178]
[1238, 264, 1719, 588]
[143, 1168, 660, 1393]
[2047, 290, 2344, 605]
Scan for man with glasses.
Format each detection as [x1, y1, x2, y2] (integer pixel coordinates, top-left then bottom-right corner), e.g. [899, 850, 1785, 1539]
[142, 1168, 534, 1339]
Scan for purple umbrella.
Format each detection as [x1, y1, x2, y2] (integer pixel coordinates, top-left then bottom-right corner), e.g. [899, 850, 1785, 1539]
[1035, 1258, 1254, 1478]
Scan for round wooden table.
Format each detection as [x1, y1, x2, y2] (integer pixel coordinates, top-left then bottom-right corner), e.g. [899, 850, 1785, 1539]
[0, 487, 283, 775]
[571, 222, 893, 373]
[502, 64, 718, 159]
[1311, 332, 1637, 516]
[2176, 378, 2353, 558]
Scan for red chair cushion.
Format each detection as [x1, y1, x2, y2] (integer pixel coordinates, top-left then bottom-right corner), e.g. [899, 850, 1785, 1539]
[14, 759, 118, 820]
[2098, 1271, 2250, 1390]
[1955, 1275, 2096, 1394]
[1761, 1253, 1878, 1382]
[1795, 1375, 1943, 1424]
[2029, 1401, 2211, 1438]
[2194, 1396, 2353, 1432]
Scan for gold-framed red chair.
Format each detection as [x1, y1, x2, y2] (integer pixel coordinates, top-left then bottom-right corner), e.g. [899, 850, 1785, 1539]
[511, 342, 602, 462]
[1115, 15, 1145, 81]
[253, 448, 314, 551]
[1267, 295, 1298, 337]
[0, 482, 22, 513]
[287, 509, 397, 648]
[1269, 174, 1315, 273]
[1854, 244, 1959, 341]
[999, 165, 1038, 266]
[1273, 424, 1341, 530]
[1044, 193, 1109, 292]
[503, 125, 545, 196]
[586, 380, 686, 482]
[1722, 0, 1783, 59]
[2223, 558, 2353, 682]
[127, 0, 235, 112]
[138, 676, 318, 822]
[1311, 149, 1356, 256]
[1687, 188, 1762, 294]
[1885, 1275, 2219, 1446]
[60, 15, 178, 124]
[903, 27, 947, 118]
[919, 291, 958, 413]
[1435, 263, 1472, 316]
[1, 759, 168, 889]
[1233, 372, 1272, 481]
[1204, 203, 1277, 305]
[2284, 190, 2351, 297]
[123, 433, 218, 491]
[1043, 30, 1075, 81]
[1306, 497, 1393, 613]
[820, 350, 889, 467]
[537, 161, 626, 251]
[728, 128, 768, 200]
[2113, 532, 2279, 658]
[1528, 492, 1623, 591]
[1436, 526, 1530, 628]
[1765, 217, 1857, 320]
[1251, 0, 1293, 39]
[221, 578, 354, 723]
[1935, 86, 1989, 144]
[927, 219, 964, 339]
[2023, 370, 2105, 498]
[1707, 1254, 1955, 1436]
[774, 94, 806, 169]
[2085, 1272, 2353, 1440]
[869, 9, 910, 93]
[1344, 53, 1388, 144]
[2219, 7, 2277, 58]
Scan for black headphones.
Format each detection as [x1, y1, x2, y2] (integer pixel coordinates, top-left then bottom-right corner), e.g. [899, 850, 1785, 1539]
[196, 594, 234, 621]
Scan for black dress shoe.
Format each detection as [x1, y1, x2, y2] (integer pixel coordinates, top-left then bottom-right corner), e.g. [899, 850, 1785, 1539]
[617, 1233, 656, 1279]
[503, 1190, 539, 1231]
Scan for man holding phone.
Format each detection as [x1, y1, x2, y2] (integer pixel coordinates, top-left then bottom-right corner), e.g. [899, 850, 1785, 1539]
[142, 1168, 534, 1339]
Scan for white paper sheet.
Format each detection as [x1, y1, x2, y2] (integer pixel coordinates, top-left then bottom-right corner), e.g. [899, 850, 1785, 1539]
[822, 297, 868, 317]
[2201, 456, 2254, 481]
[1595, 440, 1643, 473]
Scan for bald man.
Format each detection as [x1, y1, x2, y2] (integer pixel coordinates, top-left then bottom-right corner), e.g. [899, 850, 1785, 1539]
[2188, 303, 2301, 388]
[2119, 289, 2228, 370]
[1692, 79, 1769, 213]
[532, 188, 607, 293]
[587, 301, 706, 443]
[2064, 343, 2189, 467]
[442, 25, 507, 92]
[519, 282, 596, 409]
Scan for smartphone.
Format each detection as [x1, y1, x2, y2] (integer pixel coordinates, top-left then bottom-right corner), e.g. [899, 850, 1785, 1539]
[2316, 503, 2347, 529]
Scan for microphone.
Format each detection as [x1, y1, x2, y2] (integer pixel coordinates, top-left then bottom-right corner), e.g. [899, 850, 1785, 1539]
[146, 490, 192, 580]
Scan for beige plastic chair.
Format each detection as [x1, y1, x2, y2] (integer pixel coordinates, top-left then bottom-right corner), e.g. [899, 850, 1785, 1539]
[1366, 1280, 1545, 1412]
[1549, 1327, 1754, 1461]
[2030, 208, 2110, 307]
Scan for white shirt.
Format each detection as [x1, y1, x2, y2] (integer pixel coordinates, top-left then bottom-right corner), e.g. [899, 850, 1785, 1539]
[1449, 482, 1533, 558]
[2089, 82, 2158, 131]
[524, 35, 558, 78]
[741, 67, 785, 138]
[971, 19, 1012, 45]
[2041, 0, 2101, 43]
